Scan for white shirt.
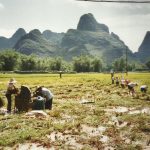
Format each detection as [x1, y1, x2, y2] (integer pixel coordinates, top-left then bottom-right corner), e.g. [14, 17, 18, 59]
[128, 82, 137, 87]
[121, 79, 125, 84]
[41, 87, 53, 100]
[140, 85, 148, 89]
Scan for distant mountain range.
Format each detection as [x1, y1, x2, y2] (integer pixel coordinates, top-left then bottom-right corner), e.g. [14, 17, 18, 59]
[0, 28, 26, 49]
[135, 31, 150, 63]
[14, 29, 62, 57]
[0, 13, 149, 64]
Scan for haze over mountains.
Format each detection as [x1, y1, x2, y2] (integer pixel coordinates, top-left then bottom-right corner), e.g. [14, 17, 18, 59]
[0, 13, 149, 64]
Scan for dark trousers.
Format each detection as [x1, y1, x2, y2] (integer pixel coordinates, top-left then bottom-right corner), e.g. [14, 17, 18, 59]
[112, 80, 114, 84]
[45, 98, 53, 110]
[141, 88, 147, 93]
[6, 94, 12, 112]
[116, 81, 119, 86]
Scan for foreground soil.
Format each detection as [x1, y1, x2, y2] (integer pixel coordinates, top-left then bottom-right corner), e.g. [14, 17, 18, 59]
[0, 73, 150, 150]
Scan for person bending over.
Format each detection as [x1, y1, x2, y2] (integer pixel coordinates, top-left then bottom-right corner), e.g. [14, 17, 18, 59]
[34, 86, 53, 110]
[128, 82, 138, 96]
[140, 85, 148, 93]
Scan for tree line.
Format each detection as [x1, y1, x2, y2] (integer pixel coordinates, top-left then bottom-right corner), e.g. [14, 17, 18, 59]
[0, 50, 149, 72]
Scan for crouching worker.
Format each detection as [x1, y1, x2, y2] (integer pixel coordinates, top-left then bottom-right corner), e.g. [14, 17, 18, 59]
[140, 85, 148, 93]
[128, 82, 138, 96]
[34, 86, 53, 110]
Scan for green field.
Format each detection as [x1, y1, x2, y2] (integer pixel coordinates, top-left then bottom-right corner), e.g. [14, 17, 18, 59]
[0, 73, 150, 150]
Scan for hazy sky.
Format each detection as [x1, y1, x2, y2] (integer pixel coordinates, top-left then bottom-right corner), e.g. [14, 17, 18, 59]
[0, 0, 150, 52]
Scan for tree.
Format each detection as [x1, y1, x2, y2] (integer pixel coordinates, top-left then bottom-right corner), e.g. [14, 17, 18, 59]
[36, 57, 50, 71]
[91, 58, 102, 72]
[0, 50, 19, 71]
[50, 57, 63, 71]
[113, 60, 119, 72]
[20, 55, 36, 71]
[73, 55, 91, 72]
[119, 58, 125, 72]
[113, 58, 125, 72]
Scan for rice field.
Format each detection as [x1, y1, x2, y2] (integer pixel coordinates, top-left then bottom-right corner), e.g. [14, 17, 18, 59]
[0, 72, 150, 150]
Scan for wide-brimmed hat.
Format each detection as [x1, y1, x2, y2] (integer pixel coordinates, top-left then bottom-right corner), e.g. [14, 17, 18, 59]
[8, 78, 17, 84]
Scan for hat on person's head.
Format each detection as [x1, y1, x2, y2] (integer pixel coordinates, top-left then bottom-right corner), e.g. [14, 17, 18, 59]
[37, 96, 43, 101]
[8, 78, 17, 84]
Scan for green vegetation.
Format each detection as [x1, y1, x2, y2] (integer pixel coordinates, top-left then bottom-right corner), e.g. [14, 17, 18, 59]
[146, 60, 150, 69]
[0, 73, 150, 149]
[0, 50, 142, 72]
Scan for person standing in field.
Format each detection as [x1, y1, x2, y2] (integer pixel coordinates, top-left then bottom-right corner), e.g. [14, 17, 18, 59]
[5, 78, 18, 113]
[115, 76, 119, 86]
[111, 76, 115, 84]
[110, 69, 114, 78]
[120, 78, 126, 88]
[59, 71, 63, 78]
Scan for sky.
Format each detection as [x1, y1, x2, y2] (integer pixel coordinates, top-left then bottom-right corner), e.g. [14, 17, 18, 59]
[0, 0, 150, 52]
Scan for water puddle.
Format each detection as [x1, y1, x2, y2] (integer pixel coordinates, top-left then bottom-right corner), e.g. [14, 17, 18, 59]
[105, 106, 150, 115]
[11, 143, 52, 150]
[104, 146, 114, 150]
[53, 114, 76, 124]
[81, 124, 106, 137]
[47, 125, 108, 149]
[108, 116, 128, 128]
[47, 132, 83, 149]
[129, 107, 150, 115]
[99, 135, 109, 143]
[104, 106, 129, 113]
[79, 99, 95, 104]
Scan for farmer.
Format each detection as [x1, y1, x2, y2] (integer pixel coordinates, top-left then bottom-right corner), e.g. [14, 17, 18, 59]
[115, 76, 119, 86]
[110, 69, 114, 78]
[111, 76, 115, 84]
[125, 79, 130, 86]
[5, 78, 19, 113]
[140, 85, 148, 93]
[34, 86, 53, 110]
[59, 71, 63, 78]
[120, 79, 126, 88]
[127, 82, 138, 96]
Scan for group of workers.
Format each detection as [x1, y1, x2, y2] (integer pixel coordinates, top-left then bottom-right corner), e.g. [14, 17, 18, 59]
[5, 78, 53, 113]
[4, 74, 149, 113]
[111, 74, 148, 96]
